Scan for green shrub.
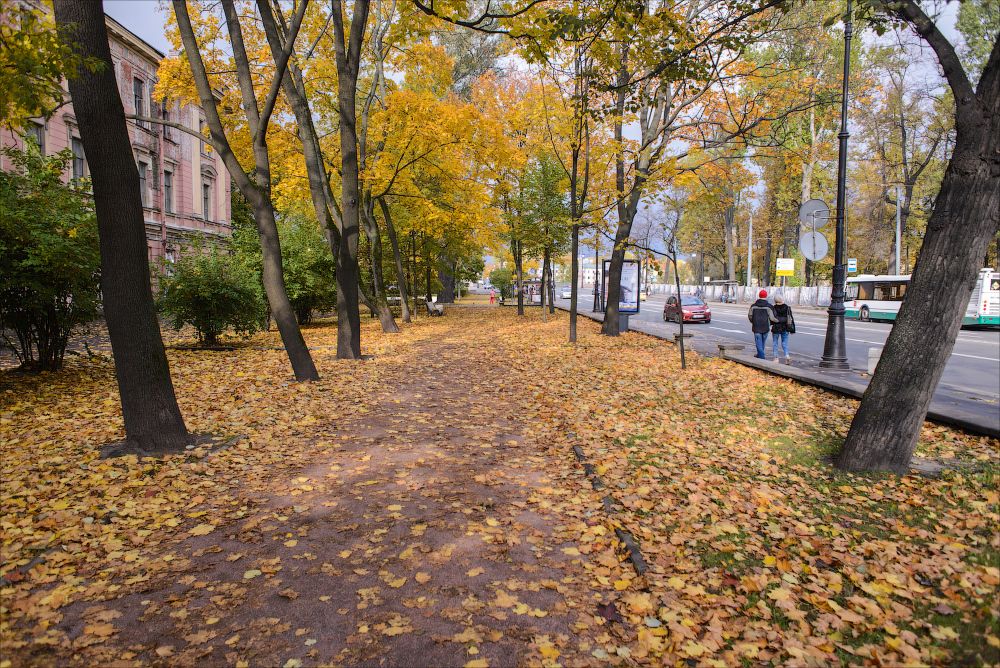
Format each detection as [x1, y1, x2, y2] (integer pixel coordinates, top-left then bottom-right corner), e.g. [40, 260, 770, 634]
[280, 217, 337, 324]
[489, 267, 513, 298]
[231, 204, 337, 324]
[0, 146, 100, 371]
[157, 248, 267, 345]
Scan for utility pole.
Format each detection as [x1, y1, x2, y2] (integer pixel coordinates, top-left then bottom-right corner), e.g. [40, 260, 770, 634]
[820, 0, 852, 370]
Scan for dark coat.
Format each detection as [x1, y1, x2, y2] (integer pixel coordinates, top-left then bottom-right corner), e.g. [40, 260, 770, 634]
[748, 299, 777, 334]
[772, 303, 793, 334]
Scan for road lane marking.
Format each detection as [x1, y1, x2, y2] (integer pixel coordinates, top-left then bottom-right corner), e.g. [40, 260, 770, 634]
[950, 352, 1000, 362]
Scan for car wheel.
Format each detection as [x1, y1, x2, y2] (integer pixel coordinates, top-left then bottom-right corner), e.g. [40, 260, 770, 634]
[704, 319, 711, 324]
[860, 306, 870, 322]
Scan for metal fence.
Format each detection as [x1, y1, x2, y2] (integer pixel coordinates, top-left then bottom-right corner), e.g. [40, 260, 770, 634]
[647, 283, 833, 307]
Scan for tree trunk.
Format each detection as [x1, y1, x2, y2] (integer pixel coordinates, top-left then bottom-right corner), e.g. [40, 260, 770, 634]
[438, 257, 456, 303]
[361, 200, 399, 332]
[379, 198, 411, 322]
[838, 31, 1000, 473]
[254, 193, 320, 377]
[539, 247, 548, 319]
[54, 0, 189, 453]
[335, 71, 363, 357]
[602, 236, 627, 335]
[329, 0, 369, 359]
[724, 204, 737, 283]
[547, 252, 556, 314]
[514, 238, 525, 316]
[257, 0, 359, 349]
[357, 275, 377, 317]
[175, 0, 318, 381]
[411, 231, 419, 315]
[570, 225, 579, 342]
[763, 232, 773, 286]
[424, 235, 432, 302]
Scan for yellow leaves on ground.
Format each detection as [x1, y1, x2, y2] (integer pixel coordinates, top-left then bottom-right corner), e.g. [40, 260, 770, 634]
[187, 522, 215, 536]
[1, 308, 996, 665]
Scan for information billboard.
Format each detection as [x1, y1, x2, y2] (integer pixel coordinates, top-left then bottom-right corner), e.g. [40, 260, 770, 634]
[602, 259, 641, 314]
[776, 258, 795, 277]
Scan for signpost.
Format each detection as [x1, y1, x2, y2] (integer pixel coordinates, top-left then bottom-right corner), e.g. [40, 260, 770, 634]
[776, 258, 795, 277]
[848, 258, 858, 273]
[798, 198, 831, 263]
[799, 231, 830, 262]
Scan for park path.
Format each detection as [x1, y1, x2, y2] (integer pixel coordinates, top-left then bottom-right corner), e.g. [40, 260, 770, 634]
[46, 313, 633, 667]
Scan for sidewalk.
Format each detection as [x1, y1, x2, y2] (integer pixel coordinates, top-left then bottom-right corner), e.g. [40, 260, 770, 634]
[557, 304, 1000, 438]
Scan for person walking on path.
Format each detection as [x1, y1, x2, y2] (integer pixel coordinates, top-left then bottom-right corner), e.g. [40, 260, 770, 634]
[748, 290, 778, 359]
[490, 289, 496, 305]
[771, 295, 795, 363]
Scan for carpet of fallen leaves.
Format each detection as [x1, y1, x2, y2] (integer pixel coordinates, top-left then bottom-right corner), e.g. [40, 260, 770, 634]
[1, 306, 997, 667]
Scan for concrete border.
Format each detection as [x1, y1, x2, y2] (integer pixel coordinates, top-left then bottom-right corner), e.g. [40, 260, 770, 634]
[556, 304, 1000, 439]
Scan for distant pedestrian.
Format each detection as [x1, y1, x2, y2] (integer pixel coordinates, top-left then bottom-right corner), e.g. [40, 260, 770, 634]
[771, 295, 795, 363]
[748, 289, 778, 359]
[490, 289, 496, 304]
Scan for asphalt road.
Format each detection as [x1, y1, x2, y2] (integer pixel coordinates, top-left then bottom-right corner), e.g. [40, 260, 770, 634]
[557, 290, 1000, 408]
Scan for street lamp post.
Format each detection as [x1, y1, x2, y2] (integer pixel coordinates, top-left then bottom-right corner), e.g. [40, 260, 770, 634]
[820, 0, 853, 370]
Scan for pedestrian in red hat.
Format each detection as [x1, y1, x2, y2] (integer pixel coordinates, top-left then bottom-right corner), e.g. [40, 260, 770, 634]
[748, 290, 778, 359]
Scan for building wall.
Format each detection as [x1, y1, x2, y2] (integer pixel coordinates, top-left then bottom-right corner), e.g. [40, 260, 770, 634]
[0, 12, 232, 267]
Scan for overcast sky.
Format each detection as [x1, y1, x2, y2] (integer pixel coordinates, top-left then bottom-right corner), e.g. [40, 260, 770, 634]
[104, 0, 171, 53]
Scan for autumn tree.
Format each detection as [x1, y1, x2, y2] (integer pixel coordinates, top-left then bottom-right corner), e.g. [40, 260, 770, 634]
[838, 1, 999, 473]
[0, 5, 99, 129]
[52, 0, 190, 453]
[857, 43, 952, 273]
[255, 0, 363, 356]
[168, 0, 319, 380]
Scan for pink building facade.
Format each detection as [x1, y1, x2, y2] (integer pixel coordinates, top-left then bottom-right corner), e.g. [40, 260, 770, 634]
[0, 13, 232, 266]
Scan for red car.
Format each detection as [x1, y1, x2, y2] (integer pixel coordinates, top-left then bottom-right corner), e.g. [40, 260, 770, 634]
[663, 295, 711, 323]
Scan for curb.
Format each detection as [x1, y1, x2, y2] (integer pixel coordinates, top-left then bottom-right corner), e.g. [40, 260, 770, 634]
[571, 445, 648, 576]
[555, 304, 999, 439]
[724, 352, 1000, 439]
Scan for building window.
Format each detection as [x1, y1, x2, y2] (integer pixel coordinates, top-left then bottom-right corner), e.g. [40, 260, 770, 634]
[133, 78, 146, 126]
[71, 137, 85, 179]
[26, 122, 45, 154]
[202, 179, 212, 220]
[138, 161, 149, 207]
[163, 169, 173, 213]
[161, 101, 172, 140]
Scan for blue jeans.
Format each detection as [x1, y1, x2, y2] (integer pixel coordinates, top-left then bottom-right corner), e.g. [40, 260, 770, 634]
[754, 332, 768, 358]
[772, 331, 789, 358]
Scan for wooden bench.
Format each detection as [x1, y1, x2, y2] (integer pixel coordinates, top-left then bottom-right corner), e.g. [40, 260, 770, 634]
[426, 300, 444, 316]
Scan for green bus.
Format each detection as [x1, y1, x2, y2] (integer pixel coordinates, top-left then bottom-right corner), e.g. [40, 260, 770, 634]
[845, 268, 999, 326]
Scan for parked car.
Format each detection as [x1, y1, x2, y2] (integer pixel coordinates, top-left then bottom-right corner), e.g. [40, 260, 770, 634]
[663, 295, 711, 323]
[560, 286, 573, 299]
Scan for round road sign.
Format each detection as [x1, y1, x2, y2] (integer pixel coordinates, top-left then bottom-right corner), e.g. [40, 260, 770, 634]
[798, 198, 830, 228]
[799, 231, 829, 262]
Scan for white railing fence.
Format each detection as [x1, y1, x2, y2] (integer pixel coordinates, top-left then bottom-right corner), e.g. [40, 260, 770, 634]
[645, 283, 833, 307]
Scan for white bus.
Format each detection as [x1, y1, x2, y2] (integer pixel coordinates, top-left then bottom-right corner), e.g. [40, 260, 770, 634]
[966, 268, 1000, 326]
[846, 268, 999, 326]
